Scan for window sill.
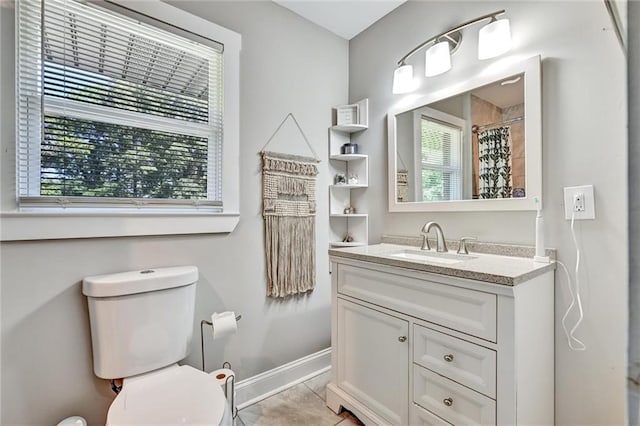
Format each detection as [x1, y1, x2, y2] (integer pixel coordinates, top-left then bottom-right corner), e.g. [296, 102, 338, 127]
[0, 211, 240, 241]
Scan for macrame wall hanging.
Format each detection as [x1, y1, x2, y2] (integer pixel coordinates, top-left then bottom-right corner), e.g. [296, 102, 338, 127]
[396, 151, 409, 202]
[261, 114, 320, 298]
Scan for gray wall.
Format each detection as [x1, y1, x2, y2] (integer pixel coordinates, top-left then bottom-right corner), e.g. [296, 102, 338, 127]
[629, 1, 639, 423]
[0, 1, 347, 424]
[349, 1, 627, 424]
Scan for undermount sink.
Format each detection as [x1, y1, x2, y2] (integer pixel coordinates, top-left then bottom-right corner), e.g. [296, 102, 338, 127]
[388, 249, 477, 265]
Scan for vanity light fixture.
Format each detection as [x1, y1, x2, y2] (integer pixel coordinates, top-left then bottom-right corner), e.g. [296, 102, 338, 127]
[392, 10, 511, 94]
[424, 40, 452, 77]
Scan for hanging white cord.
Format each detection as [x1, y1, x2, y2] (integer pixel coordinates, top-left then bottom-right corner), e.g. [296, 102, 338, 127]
[556, 209, 586, 351]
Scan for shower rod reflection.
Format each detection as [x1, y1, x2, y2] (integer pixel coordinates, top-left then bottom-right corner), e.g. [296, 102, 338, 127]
[472, 116, 523, 133]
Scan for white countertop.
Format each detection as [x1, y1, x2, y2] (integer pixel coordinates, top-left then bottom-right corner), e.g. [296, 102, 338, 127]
[329, 243, 556, 286]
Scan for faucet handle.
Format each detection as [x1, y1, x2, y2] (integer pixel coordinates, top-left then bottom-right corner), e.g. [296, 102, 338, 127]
[457, 237, 477, 255]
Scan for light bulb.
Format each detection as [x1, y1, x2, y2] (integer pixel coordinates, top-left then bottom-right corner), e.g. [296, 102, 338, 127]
[424, 41, 451, 77]
[392, 64, 417, 94]
[478, 18, 511, 60]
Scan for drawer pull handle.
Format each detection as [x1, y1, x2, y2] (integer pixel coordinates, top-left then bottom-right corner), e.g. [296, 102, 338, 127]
[398, 336, 407, 342]
[443, 397, 453, 407]
[443, 354, 454, 362]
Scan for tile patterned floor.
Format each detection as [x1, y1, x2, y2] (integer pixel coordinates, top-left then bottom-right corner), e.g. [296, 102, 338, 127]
[236, 370, 363, 426]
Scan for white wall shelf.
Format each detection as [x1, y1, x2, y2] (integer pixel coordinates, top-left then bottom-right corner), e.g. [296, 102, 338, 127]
[332, 99, 369, 128]
[331, 124, 368, 133]
[329, 241, 367, 248]
[329, 154, 368, 161]
[329, 99, 369, 247]
[329, 184, 368, 189]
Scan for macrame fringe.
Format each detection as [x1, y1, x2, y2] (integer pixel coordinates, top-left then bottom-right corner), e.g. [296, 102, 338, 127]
[264, 216, 316, 298]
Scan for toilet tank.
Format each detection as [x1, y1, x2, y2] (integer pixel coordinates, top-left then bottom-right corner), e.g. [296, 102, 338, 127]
[82, 266, 198, 379]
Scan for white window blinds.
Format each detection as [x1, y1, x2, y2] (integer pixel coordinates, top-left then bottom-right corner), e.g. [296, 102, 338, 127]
[17, 0, 224, 209]
[420, 117, 463, 201]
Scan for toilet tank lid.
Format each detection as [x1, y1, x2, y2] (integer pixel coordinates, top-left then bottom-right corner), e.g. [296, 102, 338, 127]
[83, 266, 198, 298]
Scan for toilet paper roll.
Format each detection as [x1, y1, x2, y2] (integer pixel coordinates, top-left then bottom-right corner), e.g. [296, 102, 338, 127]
[210, 368, 235, 389]
[211, 311, 238, 340]
[209, 368, 236, 415]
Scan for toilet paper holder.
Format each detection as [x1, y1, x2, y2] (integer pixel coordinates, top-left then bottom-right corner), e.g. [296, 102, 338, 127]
[200, 314, 242, 372]
[218, 362, 237, 419]
[201, 316, 241, 420]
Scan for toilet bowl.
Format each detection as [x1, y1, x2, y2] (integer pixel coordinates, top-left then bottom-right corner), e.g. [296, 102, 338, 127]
[56, 416, 87, 426]
[107, 364, 230, 426]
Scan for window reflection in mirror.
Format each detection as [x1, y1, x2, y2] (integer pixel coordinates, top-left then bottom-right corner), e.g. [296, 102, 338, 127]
[395, 72, 525, 202]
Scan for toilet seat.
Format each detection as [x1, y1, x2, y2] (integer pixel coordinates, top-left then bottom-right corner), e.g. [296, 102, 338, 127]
[106, 364, 228, 425]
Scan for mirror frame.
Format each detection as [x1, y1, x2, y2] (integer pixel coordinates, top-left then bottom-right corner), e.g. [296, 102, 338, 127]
[387, 55, 541, 212]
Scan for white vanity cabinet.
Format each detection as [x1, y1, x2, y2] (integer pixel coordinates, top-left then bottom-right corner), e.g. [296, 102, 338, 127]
[326, 254, 554, 426]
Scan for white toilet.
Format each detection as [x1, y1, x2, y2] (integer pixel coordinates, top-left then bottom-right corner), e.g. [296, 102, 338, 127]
[57, 416, 87, 426]
[82, 266, 231, 426]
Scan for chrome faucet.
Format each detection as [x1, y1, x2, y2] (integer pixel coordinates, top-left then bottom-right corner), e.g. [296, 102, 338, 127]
[420, 221, 448, 253]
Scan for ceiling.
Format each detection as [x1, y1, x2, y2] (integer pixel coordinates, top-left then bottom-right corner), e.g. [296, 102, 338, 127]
[472, 74, 524, 109]
[273, 1, 407, 40]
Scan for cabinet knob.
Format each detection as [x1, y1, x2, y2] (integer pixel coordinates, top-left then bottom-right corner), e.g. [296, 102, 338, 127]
[443, 397, 453, 407]
[398, 336, 407, 342]
[443, 354, 454, 362]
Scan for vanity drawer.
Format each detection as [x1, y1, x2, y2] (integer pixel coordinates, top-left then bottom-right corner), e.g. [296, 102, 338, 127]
[411, 403, 453, 426]
[336, 264, 497, 341]
[413, 366, 496, 426]
[413, 325, 496, 398]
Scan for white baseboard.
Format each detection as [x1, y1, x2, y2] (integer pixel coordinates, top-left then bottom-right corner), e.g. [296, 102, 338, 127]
[235, 348, 331, 409]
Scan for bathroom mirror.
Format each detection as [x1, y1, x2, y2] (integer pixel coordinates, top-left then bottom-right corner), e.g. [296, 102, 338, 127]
[388, 55, 541, 212]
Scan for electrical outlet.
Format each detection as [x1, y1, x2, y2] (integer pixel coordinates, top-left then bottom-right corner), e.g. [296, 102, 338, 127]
[564, 185, 595, 220]
[573, 193, 585, 212]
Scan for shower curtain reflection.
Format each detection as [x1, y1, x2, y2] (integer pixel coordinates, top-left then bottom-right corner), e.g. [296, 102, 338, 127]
[477, 126, 512, 199]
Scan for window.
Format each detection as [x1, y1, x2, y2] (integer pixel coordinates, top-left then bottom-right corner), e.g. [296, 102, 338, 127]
[17, 0, 224, 210]
[418, 116, 463, 201]
[4, 0, 240, 240]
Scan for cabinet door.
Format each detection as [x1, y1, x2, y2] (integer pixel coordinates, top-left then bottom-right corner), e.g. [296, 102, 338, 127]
[337, 298, 409, 425]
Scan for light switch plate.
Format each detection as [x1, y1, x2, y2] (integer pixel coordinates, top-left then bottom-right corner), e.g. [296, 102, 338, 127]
[563, 185, 595, 220]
